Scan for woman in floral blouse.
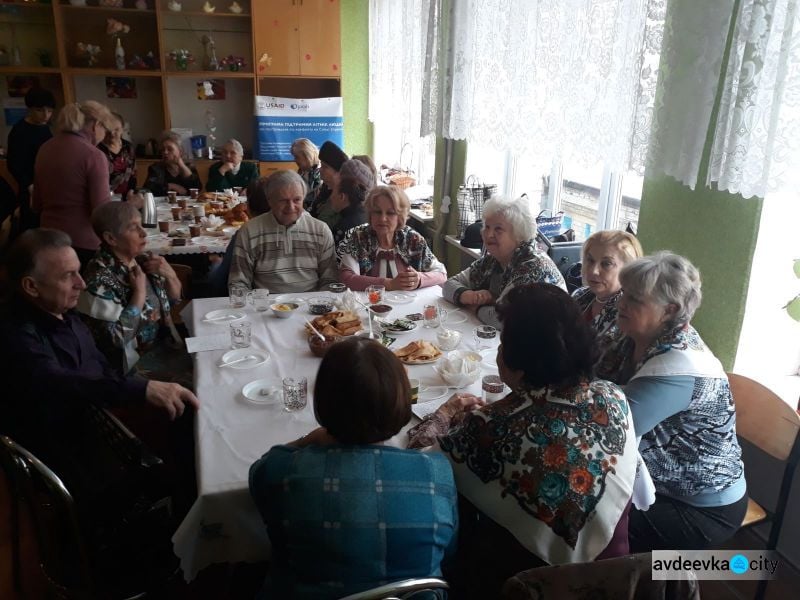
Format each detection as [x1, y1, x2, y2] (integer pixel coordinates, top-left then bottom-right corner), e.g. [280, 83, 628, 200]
[98, 112, 137, 200]
[442, 195, 566, 329]
[409, 283, 637, 598]
[77, 202, 182, 375]
[572, 230, 642, 338]
[337, 185, 446, 291]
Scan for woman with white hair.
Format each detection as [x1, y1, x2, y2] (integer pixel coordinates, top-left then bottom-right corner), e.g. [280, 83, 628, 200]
[144, 131, 201, 196]
[207, 138, 258, 192]
[290, 137, 322, 203]
[597, 251, 747, 551]
[442, 196, 565, 328]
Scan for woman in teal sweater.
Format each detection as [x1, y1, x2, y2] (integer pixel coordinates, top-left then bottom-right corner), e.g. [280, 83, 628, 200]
[206, 139, 258, 192]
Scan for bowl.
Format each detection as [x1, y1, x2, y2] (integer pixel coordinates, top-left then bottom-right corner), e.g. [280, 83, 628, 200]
[434, 350, 483, 387]
[369, 304, 393, 317]
[328, 283, 346, 294]
[308, 296, 336, 315]
[436, 328, 462, 351]
[308, 333, 342, 357]
[270, 302, 299, 319]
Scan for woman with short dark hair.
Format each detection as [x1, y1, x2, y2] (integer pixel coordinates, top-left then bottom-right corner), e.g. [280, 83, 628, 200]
[249, 337, 457, 599]
[409, 283, 637, 598]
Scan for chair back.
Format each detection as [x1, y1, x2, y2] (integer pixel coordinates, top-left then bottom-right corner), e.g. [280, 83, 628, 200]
[728, 373, 800, 460]
[338, 577, 449, 600]
[0, 435, 94, 598]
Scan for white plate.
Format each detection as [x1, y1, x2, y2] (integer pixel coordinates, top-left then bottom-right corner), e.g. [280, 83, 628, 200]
[418, 386, 449, 402]
[445, 311, 468, 325]
[274, 294, 309, 305]
[398, 355, 442, 365]
[203, 309, 246, 323]
[386, 292, 416, 305]
[219, 348, 269, 369]
[241, 379, 281, 405]
[382, 321, 418, 336]
[222, 226, 238, 236]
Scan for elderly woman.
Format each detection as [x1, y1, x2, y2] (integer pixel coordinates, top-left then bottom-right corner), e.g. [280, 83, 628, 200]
[597, 252, 747, 551]
[98, 112, 137, 200]
[250, 337, 457, 599]
[572, 230, 643, 336]
[329, 158, 374, 245]
[290, 137, 322, 204]
[144, 131, 201, 196]
[77, 202, 183, 376]
[409, 283, 636, 597]
[443, 196, 566, 328]
[206, 139, 258, 192]
[32, 100, 114, 267]
[337, 185, 446, 291]
[229, 170, 337, 293]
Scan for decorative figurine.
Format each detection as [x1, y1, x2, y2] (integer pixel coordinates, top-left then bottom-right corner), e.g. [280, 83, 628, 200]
[228, 1, 242, 13]
[202, 1, 215, 13]
[201, 35, 220, 71]
[167, 0, 181, 12]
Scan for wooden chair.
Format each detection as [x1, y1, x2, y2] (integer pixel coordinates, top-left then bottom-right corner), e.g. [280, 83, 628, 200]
[168, 262, 192, 325]
[728, 373, 800, 600]
[338, 578, 449, 600]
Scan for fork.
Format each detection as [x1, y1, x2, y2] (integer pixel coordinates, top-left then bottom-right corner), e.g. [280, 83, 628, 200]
[218, 354, 258, 368]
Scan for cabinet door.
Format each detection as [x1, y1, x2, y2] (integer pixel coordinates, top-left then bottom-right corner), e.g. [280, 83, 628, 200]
[253, 0, 301, 77]
[297, 0, 341, 77]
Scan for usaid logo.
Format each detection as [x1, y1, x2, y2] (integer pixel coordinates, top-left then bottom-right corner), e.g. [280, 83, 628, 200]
[290, 103, 310, 110]
[258, 100, 285, 109]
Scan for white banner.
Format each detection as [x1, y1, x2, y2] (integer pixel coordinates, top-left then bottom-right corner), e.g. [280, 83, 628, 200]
[254, 96, 344, 161]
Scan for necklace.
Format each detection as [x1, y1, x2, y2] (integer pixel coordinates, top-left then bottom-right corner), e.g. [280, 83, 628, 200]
[594, 295, 613, 305]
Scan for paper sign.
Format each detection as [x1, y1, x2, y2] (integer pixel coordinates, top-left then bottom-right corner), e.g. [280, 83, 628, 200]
[185, 334, 229, 353]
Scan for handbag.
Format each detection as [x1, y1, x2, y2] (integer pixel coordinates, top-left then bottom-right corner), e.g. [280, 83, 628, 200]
[536, 209, 565, 238]
[456, 185, 476, 239]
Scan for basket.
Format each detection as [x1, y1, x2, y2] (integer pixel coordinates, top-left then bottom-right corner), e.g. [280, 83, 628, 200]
[384, 142, 417, 189]
[387, 173, 416, 189]
[536, 209, 565, 238]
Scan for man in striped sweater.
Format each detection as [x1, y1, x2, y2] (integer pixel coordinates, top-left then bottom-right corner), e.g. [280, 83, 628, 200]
[229, 170, 338, 293]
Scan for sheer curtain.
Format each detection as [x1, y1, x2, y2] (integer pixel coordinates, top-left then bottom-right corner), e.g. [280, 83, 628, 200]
[707, 0, 800, 199]
[430, 0, 666, 174]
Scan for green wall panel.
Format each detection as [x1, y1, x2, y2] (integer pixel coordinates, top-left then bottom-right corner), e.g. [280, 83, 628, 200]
[340, 0, 372, 157]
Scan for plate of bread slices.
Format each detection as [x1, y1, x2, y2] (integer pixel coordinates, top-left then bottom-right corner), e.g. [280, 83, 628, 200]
[394, 340, 443, 364]
[304, 310, 362, 337]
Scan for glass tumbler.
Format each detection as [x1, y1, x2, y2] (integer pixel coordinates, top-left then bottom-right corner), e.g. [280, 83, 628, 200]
[229, 285, 247, 308]
[230, 320, 251, 349]
[473, 325, 497, 350]
[283, 377, 308, 412]
[482, 374, 505, 403]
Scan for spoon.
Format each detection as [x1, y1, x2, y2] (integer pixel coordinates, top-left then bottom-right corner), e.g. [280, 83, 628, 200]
[304, 318, 326, 342]
[218, 354, 259, 368]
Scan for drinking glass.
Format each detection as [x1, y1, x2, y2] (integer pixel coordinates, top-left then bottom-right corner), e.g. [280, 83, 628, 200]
[230, 321, 251, 348]
[473, 325, 498, 350]
[229, 285, 247, 308]
[283, 376, 308, 412]
[423, 304, 448, 328]
[366, 284, 385, 305]
[482, 374, 504, 403]
[249, 289, 270, 312]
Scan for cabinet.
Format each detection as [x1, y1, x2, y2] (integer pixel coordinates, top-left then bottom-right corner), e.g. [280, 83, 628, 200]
[252, 0, 340, 78]
[0, 0, 340, 171]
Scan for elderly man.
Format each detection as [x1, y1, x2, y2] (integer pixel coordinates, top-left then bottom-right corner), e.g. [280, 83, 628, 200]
[206, 138, 259, 192]
[0, 228, 198, 440]
[228, 170, 338, 293]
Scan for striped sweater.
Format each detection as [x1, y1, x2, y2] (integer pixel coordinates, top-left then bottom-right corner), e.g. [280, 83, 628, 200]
[229, 211, 338, 293]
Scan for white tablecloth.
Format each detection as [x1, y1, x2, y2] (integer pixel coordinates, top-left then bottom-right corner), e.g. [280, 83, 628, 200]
[144, 197, 238, 256]
[172, 286, 499, 580]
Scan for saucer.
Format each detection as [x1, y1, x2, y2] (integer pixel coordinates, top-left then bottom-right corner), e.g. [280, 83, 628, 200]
[242, 379, 281, 405]
[219, 348, 269, 369]
[386, 292, 416, 304]
[203, 309, 246, 323]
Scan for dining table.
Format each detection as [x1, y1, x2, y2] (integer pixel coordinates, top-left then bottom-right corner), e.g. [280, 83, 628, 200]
[171, 285, 501, 581]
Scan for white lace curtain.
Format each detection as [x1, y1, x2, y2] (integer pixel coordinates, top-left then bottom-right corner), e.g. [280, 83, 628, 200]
[370, 0, 664, 174]
[707, 0, 800, 199]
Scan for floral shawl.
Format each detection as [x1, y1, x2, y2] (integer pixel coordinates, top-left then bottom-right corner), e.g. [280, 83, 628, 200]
[99, 139, 137, 196]
[77, 247, 179, 374]
[439, 380, 636, 565]
[336, 224, 439, 274]
[467, 240, 565, 296]
[572, 287, 622, 337]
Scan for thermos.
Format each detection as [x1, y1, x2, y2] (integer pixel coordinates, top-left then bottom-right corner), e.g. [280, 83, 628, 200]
[140, 190, 157, 228]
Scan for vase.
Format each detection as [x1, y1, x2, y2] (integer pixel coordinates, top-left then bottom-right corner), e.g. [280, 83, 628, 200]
[228, 64, 240, 72]
[176, 57, 188, 71]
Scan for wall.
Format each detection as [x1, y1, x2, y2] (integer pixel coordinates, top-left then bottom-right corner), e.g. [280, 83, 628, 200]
[637, 178, 761, 369]
[340, 0, 372, 157]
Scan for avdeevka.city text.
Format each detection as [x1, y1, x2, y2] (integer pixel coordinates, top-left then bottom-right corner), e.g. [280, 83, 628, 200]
[653, 555, 778, 574]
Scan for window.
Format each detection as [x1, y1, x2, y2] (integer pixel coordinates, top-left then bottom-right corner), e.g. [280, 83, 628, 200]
[466, 144, 641, 241]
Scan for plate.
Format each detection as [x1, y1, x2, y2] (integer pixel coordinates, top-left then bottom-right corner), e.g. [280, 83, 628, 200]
[274, 294, 309, 305]
[418, 386, 449, 402]
[219, 348, 269, 370]
[241, 379, 281, 405]
[398, 355, 442, 365]
[386, 292, 416, 305]
[203, 309, 246, 323]
[381, 320, 419, 336]
[222, 226, 238, 236]
[445, 311, 468, 325]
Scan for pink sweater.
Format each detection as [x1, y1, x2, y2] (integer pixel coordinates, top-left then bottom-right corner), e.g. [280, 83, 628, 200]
[33, 131, 111, 250]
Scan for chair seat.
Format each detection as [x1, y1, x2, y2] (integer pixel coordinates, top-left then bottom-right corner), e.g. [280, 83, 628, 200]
[741, 497, 768, 527]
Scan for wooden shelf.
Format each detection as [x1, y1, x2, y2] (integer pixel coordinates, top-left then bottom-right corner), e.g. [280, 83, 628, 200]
[0, 66, 62, 74]
[165, 69, 253, 78]
[67, 67, 162, 77]
[162, 10, 249, 18]
[59, 5, 156, 14]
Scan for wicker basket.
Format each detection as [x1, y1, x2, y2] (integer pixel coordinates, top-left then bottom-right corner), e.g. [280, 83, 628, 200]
[387, 173, 417, 189]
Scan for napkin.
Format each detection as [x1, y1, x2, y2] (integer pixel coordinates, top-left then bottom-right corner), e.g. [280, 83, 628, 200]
[201, 215, 225, 229]
[337, 288, 361, 313]
[435, 351, 481, 387]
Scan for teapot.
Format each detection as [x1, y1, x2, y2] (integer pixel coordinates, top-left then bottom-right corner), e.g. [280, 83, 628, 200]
[140, 189, 157, 228]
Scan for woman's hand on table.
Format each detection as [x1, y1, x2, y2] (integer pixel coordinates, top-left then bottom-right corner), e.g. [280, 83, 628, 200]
[436, 393, 485, 420]
[388, 267, 421, 291]
[460, 289, 495, 306]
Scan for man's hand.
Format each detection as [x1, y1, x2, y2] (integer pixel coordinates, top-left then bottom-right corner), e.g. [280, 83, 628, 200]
[460, 289, 495, 306]
[145, 381, 199, 420]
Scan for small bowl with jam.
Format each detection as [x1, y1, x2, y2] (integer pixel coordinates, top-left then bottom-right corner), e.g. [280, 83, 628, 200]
[270, 302, 299, 319]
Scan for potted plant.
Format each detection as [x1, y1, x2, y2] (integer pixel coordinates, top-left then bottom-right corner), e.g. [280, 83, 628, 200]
[220, 55, 246, 72]
[169, 49, 195, 71]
